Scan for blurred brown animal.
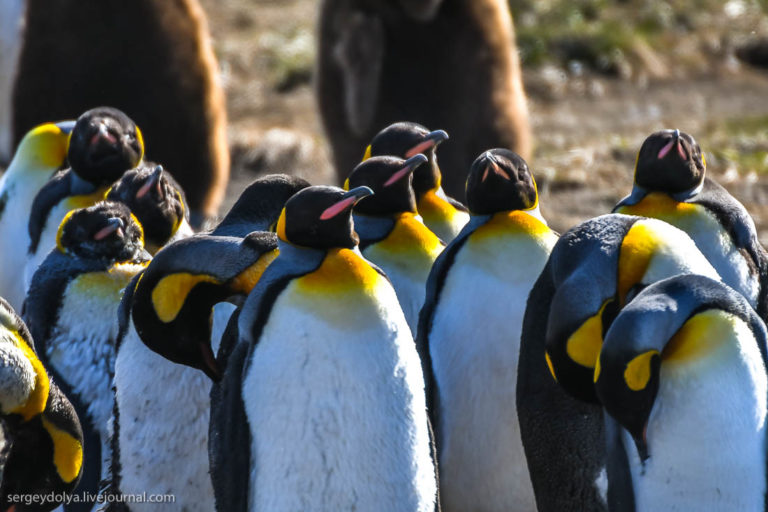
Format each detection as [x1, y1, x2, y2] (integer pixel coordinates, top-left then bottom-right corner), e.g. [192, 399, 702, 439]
[317, 0, 531, 200]
[12, 0, 229, 224]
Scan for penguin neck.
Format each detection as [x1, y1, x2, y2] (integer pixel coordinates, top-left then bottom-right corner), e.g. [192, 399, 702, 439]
[69, 172, 99, 196]
[623, 180, 704, 207]
[352, 213, 397, 247]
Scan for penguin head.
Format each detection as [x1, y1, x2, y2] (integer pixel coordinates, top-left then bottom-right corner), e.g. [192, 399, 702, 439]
[276, 186, 374, 249]
[67, 107, 144, 185]
[347, 155, 426, 216]
[13, 120, 75, 169]
[215, 174, 311, 236]
[398, 0, 443, 21]
[106, 164, 188, 249]
[365, 122, 448, 194]
[465, 149, 538, 215]
[634, 129, 705, 194]
[56, 201, 146, 265]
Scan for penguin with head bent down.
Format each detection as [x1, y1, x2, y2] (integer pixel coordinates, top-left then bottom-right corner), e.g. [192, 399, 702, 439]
[209, 185, 438, 511]
[596, 274, 768, 511]
[24, 107, 144, 297]
[0, 119, 74, 311]
[516, 213, 721, 512]
[420, 149, 557, 512]
[614, 129, 768, 319]
[363, 122, 469, 241]
[22, 201, 150, 510]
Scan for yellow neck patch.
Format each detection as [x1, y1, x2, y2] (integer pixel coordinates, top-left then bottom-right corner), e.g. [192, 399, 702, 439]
[151, 273, 222, 323]
[56, 210, 78, 253]
[617, 222, 659, 306]
[624, 350, 659, 391]
[663, 309, 735, 364]
[616, 192, 698, 220]
[362, 144, 372, 161]
[229, 249, 279, 294]
[372, 212, 444, 260]
[276, 208, 288, 242]
[471, 210, 553, 243]
[65, 185, 111, 211]
[566, 300, 612, 369]
[297, 248, 382, 295]
[417, 188, 460, 226]
[8, 331, 50, 421]
[41, 417, 83, 484]
[545, 351, 557, 382]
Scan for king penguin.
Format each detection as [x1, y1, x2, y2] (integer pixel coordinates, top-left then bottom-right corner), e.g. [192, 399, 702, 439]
[22, 201, 150, 510]
[105, 163, 194, 253]
[346, 154, 445, 335]
[595, 274, 768, 511]
[0, 120, 74, 311]
[516, 213, 721, 512]
[420, 149, 557, 512]
[613, 129, 768, 318]
[363, 122, 469, 241]
[24, 106, 144, 295]
[209, 185, 438, 511]
[0, 297, 84, 511]
[106, 176, 308, 511]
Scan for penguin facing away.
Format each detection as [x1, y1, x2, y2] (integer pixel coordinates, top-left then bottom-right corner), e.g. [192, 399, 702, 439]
[0, 120, 74, 311]
[22, 201, 150, 510]
[596, 274, 768, 512]
[0, 297, 84, 511]
[516, 213, 721, 512]
[317, 0, 531, 199]
[613, 129, 768, 318]
[363, 122, 469, 241]
[347, 154, 445, 335]
[211, 185, 438, 511]
[105, 163, 193, 254]
[419, 149, 556, 512]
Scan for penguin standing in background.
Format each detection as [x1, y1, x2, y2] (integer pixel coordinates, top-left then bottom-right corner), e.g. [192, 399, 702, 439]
[317, 0, 531, 198]
[209, 186, 437, 511]
[613, 129, 768, 317]
[24, 107, 144, 294]
[0, 297, 84, 511]
[517, 213, 721, 512]
[106, 163, 194, 253]
[420, 149, 556, 512]
[0, 120, 74, 311]
[23, 202, 150, 510]
[596, 274, 768, 511]
[347, 154, 445, 334]
[363, 122, 469, 241]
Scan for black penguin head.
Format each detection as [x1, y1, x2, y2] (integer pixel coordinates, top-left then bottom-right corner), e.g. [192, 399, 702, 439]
[366, 122, 449, 194]
[398, 0, 443, 21]
[56, 201, 146, 264]
[634, 129, 705, 194]
[276, 186, 374, 249]
[465, 149, 538, 215]
[106, 164, 188, 249]
[215, 174, 311, 236]
[347, 155, 426, 216]
[67, 107, 144, 185]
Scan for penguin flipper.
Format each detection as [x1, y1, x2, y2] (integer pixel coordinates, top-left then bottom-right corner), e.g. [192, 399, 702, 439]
[332, 7, 384, 136]
[209, 329, 250, 512]
[27, 169, 72, 254]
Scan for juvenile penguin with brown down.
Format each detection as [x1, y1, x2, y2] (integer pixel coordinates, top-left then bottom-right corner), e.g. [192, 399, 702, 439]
[317, 0, 531, 199]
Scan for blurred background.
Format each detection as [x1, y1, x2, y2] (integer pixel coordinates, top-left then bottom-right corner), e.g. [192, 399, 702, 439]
[205, 0, 768, 241]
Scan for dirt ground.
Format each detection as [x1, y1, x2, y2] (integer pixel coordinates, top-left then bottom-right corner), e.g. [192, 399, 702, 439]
[203, 0, 768, 241]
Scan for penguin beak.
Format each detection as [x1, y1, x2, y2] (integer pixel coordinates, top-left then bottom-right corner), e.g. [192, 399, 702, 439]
[55, 120, 77, 135]
[405, 129, 449, 158]
[320, 186, 375, 220]
[199, 340, 222, 381]
[90, 122, 118, 148]
[384, 154, 428, 187]
[481, 152, 511, 182]
[94, 217, 125, 241]
[632, 423, 650, 463]
[657, 129, 687, 161]
[137, 165, 165, 200]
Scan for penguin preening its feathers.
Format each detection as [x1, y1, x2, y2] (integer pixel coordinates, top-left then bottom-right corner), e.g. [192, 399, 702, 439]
[317, 0, 532, 199]
[0, 297, 84, 511]
[364, 122, 469, 241]
[13, 0, 229, 223]
[614, 129, 768, 319]
[516, 213, 721, 512]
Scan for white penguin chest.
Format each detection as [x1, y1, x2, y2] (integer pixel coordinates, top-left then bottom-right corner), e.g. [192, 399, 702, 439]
[243, 270, 436, 512]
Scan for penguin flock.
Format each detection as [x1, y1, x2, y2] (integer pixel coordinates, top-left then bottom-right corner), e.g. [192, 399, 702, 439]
[0, 106, 766, 512]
